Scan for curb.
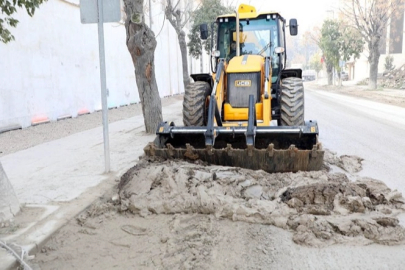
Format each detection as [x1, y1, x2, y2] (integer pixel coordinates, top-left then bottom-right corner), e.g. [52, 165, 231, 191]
[0, 124, 22, 134]
[57, 114, 72, 121]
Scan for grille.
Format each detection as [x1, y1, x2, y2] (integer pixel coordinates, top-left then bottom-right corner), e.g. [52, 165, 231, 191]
[227, 72, 261, 108]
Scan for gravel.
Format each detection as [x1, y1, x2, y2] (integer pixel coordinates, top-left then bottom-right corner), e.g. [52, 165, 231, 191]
[0, 95, 183, 157]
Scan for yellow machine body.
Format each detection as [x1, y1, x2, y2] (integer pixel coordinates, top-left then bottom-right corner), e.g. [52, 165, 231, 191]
[212, 54, 271, 126]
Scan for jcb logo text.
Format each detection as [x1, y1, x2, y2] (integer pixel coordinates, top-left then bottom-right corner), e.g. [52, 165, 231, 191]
[235, 80, 251, 87]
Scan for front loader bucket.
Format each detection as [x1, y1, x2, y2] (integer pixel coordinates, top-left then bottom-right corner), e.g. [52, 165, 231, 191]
[144, 95, 324, 173]
[144, 122, 324, 173]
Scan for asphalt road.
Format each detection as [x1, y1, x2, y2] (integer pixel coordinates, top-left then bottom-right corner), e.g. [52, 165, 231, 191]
[305, 87, 405, 196]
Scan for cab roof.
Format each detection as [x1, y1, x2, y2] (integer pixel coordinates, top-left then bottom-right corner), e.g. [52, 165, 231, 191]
[217, 4, 281, 20]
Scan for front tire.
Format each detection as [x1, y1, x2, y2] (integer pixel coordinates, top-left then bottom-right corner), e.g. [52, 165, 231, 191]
[279, 77, 305, 126]
[183, 81, 211, 126]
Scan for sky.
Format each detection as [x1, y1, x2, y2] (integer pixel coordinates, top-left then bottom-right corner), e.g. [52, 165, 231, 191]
[228, 0, 337, 32]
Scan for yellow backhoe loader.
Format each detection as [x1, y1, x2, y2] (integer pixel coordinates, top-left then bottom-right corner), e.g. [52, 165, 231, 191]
[144, 4, 324, 173]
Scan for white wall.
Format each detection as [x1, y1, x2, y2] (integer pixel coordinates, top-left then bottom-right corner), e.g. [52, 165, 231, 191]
[0, 0, 189, 129]
[353, 59, 369, 81]
[153, 2, 179, 96]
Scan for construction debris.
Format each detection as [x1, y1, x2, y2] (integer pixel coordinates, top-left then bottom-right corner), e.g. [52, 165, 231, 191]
[381, 64, 405, 89]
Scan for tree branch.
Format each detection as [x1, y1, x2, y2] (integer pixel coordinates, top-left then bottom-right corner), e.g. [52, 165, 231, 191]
[180, 2, 201, 29]
[165, 0, 180, 32]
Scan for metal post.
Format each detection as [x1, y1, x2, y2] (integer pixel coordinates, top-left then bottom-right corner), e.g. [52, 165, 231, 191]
[97, 0, 110, 172]
[236, 9, 240, 57]
[201, 44, 204, 72]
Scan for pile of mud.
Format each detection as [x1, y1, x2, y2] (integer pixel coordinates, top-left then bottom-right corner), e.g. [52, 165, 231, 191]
[117, 150, 405, 247]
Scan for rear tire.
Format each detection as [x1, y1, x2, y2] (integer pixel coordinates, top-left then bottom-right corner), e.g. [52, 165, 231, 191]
[183, 81, 211, 126]
[280, 77, 305, 126]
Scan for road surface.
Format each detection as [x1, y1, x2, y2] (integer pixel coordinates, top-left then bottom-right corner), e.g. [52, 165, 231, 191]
[305, 88, 405, 197]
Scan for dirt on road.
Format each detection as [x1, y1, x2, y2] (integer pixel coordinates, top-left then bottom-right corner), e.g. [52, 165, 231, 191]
[33, 150, 405, 269]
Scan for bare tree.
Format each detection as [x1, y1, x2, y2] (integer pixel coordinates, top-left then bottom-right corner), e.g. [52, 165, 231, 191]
[306, 27, 335, 85]
[301, 30, 320, 69]
[342, 0, 405, 89]
[165, 0, 194, 89]
[307, 26, 321, 45]
[123, 0, 163, 133]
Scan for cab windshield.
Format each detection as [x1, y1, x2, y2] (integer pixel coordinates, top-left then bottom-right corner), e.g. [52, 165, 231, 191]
[217, 15, 280, 81]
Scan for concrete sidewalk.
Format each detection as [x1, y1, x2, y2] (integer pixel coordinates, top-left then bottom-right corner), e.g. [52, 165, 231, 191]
[0, 100, 183, 269]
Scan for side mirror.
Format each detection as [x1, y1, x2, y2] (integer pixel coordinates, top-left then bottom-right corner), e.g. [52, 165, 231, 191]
[200, 24, 208, 40]
[289, 19, 298, 36]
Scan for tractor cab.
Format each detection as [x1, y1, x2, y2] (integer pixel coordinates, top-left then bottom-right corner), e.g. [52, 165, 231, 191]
[210, 5, 298, 88]
[216, 13, 283, 84]
[197, 5, 300, 124]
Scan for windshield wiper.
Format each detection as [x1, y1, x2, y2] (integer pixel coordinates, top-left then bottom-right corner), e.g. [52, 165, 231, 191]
[257, 42, 272, 55]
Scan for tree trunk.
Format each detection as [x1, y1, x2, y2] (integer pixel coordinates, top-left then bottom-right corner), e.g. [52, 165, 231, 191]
[368, 37, 381, 90]
[178, 30, 190, 89]
[0, 162, 20, 223]
[337, 70, 342, 86]
[164, 0, 191, 91]
[124, 0, 162, 134]
[326, 62, 333, 85]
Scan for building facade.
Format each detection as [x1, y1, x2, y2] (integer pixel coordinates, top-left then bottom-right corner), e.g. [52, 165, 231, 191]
[0, 0, 205, 129]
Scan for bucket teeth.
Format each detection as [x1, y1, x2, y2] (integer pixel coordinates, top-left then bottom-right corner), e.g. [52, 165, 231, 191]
[311, 144, 318, 158]
[288, 144, 297, 157]
[166, 143, 175, 157]
[205, 145, 214, 155]
[144, 142, 155, 156]
[267, 143, 274, 157]
[144, 142, 324, 173]
[226, 144, 233, 156]
[247, 145, 254, 157]
[184, 144, 199, 160]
